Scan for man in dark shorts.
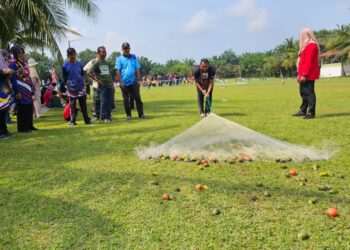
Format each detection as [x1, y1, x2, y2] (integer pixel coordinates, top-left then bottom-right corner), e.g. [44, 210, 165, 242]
[193, 58, 216, 117]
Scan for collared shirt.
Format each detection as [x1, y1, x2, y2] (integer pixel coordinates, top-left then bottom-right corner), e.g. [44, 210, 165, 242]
[115, 54, 140, 86]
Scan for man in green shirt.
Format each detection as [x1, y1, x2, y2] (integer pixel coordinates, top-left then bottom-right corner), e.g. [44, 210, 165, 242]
[87, 46, 114, 122]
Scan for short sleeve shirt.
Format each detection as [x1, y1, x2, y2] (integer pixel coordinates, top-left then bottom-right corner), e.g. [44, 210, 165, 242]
[115, 54, 141, 86]
[193, 65, 216, 89]
[83, 58, 98, 88]
[91, 60, 112, 88]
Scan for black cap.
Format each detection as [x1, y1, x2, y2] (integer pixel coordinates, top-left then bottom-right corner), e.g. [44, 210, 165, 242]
[122, 42, 130, 49]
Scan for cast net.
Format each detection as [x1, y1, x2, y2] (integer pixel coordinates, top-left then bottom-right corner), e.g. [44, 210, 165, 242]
[136, 113, 335, 163]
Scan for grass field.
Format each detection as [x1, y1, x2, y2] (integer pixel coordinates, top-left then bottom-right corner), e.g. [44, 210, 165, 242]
[1, 78, 350, 249]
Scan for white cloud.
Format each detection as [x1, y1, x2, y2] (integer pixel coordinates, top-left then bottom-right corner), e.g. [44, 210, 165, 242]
[183, 10, 216, 33]
[227, 0, 268, 32]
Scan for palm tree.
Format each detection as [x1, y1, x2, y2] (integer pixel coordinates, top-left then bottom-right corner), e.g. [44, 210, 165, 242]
[325, 25, 350, 63]
[0, 0, 98, 60]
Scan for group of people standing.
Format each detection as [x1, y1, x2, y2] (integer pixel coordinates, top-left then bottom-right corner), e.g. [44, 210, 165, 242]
[62, 42, 146, 125]
[0, 27, 320, 140]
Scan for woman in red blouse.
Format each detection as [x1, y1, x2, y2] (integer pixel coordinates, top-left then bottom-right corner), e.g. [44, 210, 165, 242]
[294, 28, 320, 119]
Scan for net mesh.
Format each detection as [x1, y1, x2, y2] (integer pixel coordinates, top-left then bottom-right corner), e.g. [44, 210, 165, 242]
[136, 113, 335, 163]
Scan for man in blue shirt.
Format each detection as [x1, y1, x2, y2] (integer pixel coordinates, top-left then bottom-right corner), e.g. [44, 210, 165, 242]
[62, 48, 92, 126]
[115, 42, 145, 120]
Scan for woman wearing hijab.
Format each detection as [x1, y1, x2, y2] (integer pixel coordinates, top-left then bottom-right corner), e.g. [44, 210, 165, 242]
[9, 45, 38, 132]
[28, 58, 44, 118]
[0, 47, 14, 139]
[293, 28, 320, 119]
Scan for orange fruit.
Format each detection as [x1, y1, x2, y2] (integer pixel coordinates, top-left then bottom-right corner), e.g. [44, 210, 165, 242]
[327, 208, 338, 218]
[195, 184, 202, 192]
[201, 159, 208, 164]
[162, 194, 171, 200]
[289, 169, 298, 176]
[172, 155, 178, 161]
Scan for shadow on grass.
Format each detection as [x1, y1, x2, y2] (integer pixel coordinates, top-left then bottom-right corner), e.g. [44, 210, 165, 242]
[318, 112, 350, 118]
[0, 188, 123, 248]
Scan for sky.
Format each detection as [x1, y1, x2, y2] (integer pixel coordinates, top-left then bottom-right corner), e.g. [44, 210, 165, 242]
[59, 0, 350, 63]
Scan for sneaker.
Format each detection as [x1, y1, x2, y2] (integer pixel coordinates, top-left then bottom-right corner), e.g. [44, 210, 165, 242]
[303, 114, 315, 119]
[86, 121, 95, 125]
[200, 113, 206, 118]
[68, 122, 77, 126]
[292, 111, 305, 117]
[104, 119, 111, 123]
[92, 117, 99, 122]
[126, 116, 132, 120]
[139, 115, 147, 119]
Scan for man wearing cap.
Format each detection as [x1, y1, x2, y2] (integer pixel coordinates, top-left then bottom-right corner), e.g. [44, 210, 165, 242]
[193, 59, 216, 117]
[28, 58, 44, 118]
[115, 42, 145, 120]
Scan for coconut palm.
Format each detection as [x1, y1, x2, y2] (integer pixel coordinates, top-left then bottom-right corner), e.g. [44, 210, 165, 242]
[325, 25, 350, 63]
[0, 0, 98, 60]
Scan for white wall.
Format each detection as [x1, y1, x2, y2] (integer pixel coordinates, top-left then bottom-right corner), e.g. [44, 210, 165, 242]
[320, 63, 343, 78]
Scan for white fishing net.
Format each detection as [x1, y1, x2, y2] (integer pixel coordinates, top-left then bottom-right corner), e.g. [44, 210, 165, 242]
[136, 113, 335, 163]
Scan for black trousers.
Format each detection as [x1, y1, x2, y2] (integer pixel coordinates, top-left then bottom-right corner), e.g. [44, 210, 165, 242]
[197, 88, 213, 114]
[69, 95, 90, 124]
[92, 87, 100, 119]
[0, 109, 9, 135]
[299, 80, 316, 115]
[17, 103, 34, 132]
[122, 84, 144, 117]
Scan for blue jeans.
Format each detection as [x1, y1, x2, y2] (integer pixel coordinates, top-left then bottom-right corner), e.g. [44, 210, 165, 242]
[99, 85, 114, 119]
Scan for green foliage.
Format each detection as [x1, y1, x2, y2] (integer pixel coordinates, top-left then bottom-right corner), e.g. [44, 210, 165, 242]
[0, 0, 98, 61]
[78, 49, 96, 66]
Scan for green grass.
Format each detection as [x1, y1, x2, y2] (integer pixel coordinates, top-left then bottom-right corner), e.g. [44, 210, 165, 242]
[1, 78, 350, 249]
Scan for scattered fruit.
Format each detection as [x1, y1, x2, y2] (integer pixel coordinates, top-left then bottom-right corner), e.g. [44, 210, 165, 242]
[320, 171, 330, 177]
[201, 159, 208, 165]
[329, 189, 339, 195]
[289, 169, 298, 176]
[313, 164, 321, 171]
[162, 194, 171, 200]
[211, 208, 221, 216]
[150, 180, 159, 186]
[308, 198, 318, 204]
[172, 155, 178, 161]
[202, 185, 209, 190]
[298, 232, 310, 241]
[327, 208, 338, 218]
[318, 185, 332, 191]
[263, 191, 271, 197]
[198, 166, 204, 171]
[195, 184, 203, 192]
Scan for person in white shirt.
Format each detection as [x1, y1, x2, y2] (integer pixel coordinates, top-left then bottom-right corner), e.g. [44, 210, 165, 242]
[83, 55, 100, 121]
